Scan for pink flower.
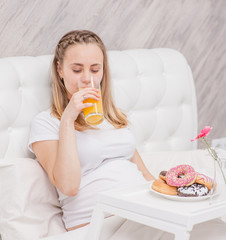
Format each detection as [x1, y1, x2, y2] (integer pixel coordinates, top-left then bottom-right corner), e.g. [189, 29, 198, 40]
[190, 126, 226, 185]
[190, 126, 212, 142]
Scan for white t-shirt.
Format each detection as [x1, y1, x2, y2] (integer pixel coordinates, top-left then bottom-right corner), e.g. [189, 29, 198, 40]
[28, 109, 146, 228]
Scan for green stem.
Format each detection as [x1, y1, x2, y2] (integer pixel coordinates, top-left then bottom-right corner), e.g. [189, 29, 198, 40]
[202, 137, 226, 185]
[216, 159, 226, 184]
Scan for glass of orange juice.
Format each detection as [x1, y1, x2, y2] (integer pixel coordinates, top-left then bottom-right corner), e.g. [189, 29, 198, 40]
[79, 76, 104, 125]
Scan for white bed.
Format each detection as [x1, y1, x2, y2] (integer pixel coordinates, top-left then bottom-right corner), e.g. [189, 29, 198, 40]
[1, 48, 224, 240]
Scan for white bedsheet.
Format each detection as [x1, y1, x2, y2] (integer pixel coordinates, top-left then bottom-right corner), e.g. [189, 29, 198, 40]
[43, 216, 226, 240]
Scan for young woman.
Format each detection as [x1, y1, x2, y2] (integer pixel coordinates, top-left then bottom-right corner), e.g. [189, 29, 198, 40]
[29, 30, 226, 239]
[28, 30, 154, 231]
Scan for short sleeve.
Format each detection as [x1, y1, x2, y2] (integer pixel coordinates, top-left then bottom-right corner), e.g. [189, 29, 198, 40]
[28, 109, 60, 153]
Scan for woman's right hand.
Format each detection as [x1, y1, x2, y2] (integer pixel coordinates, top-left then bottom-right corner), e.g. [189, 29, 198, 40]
[62, 88, 100, 122]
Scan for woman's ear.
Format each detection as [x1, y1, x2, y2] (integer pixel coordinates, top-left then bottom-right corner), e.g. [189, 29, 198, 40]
[57, 61, 63, 79]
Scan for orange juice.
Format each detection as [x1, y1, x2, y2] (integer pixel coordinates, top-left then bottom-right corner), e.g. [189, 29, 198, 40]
[83, 89, 104, 125]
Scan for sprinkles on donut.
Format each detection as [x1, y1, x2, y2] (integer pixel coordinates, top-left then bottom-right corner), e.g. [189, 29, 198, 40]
[152, 165, 215, 198]
[165, 164, 196, 187]
[177, 183, 209, 197]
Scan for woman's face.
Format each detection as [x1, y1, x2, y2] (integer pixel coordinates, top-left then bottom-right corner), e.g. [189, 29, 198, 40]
[58, 43, 104, 98]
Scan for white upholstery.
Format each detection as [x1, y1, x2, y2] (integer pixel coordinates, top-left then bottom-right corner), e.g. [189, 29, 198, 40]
[109, 49, 197, 152]
[0, 48, 198, 240]
[0, 48, 197, 160]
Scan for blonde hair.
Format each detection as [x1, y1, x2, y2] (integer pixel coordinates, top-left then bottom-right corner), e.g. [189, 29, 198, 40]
[51, 30, 128, 131]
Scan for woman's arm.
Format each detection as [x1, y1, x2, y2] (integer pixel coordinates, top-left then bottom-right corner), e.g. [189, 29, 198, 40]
[130, 149, 155, 181]
[32, 88, 100, 197]
[33, 115, 81, 197]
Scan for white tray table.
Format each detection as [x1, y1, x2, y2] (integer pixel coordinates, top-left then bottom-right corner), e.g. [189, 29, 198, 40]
[86, 183, 226, 240]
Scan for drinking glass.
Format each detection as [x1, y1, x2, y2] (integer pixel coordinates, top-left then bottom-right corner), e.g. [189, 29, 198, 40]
[79, 76, 104, 125]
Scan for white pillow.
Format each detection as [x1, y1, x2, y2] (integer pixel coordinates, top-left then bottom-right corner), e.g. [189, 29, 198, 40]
[0, 158, 66, 240]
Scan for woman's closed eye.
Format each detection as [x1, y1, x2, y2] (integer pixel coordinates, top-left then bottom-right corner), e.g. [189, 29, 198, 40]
[91, 69, 99, 73]
[73, 69, 82, 73]
[72, 69, 100, 73]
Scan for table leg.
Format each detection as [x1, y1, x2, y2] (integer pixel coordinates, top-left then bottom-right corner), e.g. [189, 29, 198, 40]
[174, 230, 190, 240]
[85, 203, 105, 240]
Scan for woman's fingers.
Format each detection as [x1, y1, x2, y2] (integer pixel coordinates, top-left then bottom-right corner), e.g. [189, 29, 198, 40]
[82, 93, 100, 101]
[66, 88, 101, 117]
[83, 102, 94, 108]
[79, 88, 100, 99]
[82, 87, 99, 93]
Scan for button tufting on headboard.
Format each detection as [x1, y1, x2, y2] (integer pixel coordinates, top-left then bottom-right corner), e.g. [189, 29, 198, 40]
[0, 49, 197, 159]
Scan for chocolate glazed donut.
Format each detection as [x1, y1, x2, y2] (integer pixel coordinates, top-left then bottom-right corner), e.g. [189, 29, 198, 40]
[159, 171, 167, 181]
[177, 183, 209, 197]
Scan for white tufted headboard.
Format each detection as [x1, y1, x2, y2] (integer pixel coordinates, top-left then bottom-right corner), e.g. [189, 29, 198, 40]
[0, 48, 197, 159]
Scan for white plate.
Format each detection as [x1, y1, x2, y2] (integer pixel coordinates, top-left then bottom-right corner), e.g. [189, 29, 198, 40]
[149, 181, 218, 201]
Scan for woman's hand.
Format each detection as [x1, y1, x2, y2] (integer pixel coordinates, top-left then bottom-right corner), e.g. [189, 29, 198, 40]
[131, 149, 155, 181]
[62, 88, 100, 122]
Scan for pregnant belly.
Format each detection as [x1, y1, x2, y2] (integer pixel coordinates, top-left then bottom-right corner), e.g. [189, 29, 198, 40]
[60, 160, 147, 228]
[80, 159, 147, 190]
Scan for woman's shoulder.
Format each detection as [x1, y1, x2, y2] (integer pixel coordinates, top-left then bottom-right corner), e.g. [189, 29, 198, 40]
[32, 108, 60, 127]
[28, 109, 60, 152]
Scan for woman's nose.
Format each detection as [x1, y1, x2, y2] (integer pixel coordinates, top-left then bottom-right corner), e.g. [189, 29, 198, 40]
[82, 72, 91, 83]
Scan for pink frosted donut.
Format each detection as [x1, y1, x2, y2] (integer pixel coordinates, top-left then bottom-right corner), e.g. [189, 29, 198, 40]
[195, 173, 215, 190]
[166, 165, 196, 187]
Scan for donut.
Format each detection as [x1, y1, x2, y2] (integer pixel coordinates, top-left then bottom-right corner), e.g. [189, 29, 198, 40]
[195, 173, 215, 191]
[177, 183, 209, 197]
[159, 171, 167, 181]
[152, 178, 178, 195]
[165, 164, 196, 187]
